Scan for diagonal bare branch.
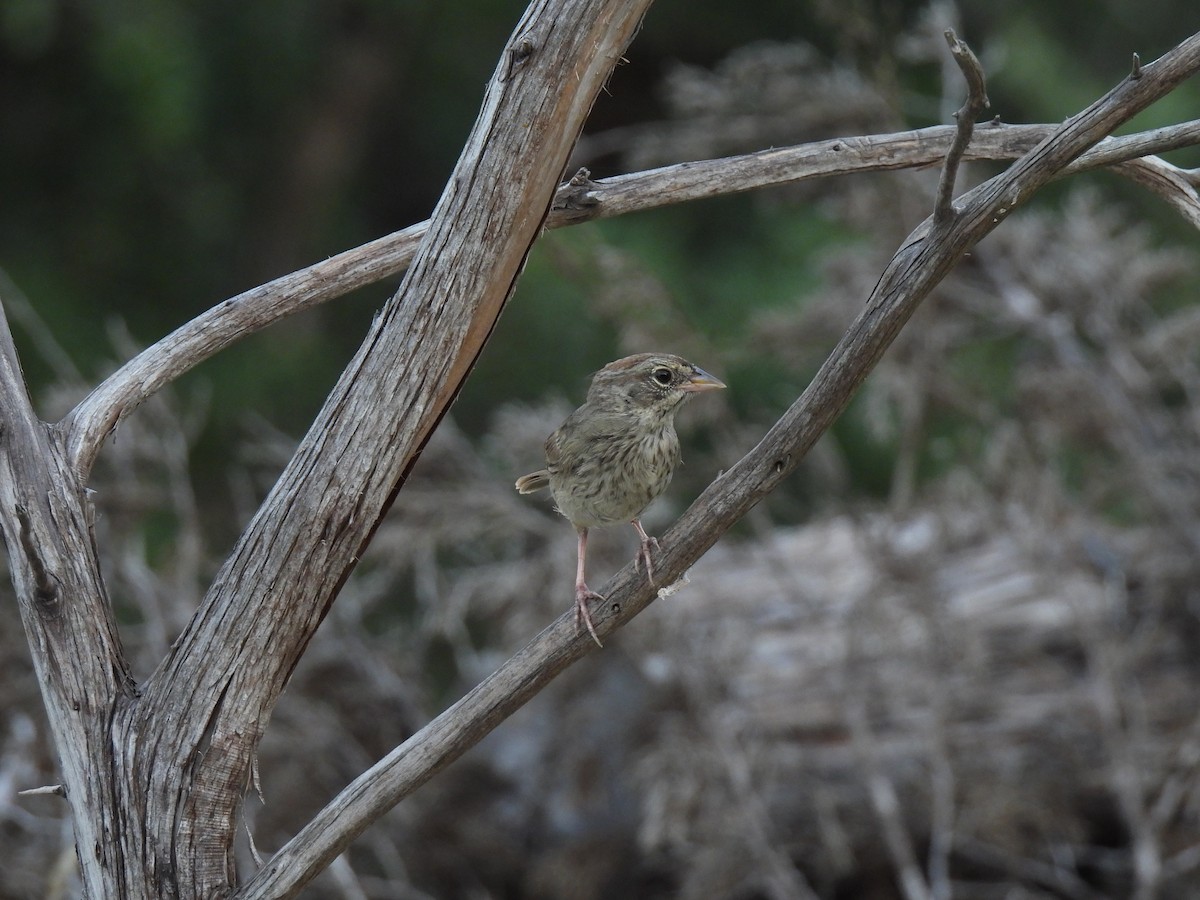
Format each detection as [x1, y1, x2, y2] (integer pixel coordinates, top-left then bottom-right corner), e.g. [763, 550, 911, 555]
[235, 30, 1200, 900]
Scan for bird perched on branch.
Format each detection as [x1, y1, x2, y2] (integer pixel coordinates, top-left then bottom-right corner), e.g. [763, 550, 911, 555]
[516, 353, 726, 646]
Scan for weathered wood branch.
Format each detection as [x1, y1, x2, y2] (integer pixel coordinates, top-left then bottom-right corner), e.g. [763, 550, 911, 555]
[0, 299, 134, 898]
[934, 28, 990, 220]
[64, 118, 1200, 480]
[235, 30, 1200, 900]
[1111, 154, 1200, 227]
[77, 0, 655, 896]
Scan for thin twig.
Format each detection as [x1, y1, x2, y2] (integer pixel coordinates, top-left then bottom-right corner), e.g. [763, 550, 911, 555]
[934, 29, 990, 222]
[1073, 569, 1164, 900]
[956, 839, 1105, 900]
[676, 652, 821, 900]
[842, 571, 933, 900]
[16, 784, 66, 798]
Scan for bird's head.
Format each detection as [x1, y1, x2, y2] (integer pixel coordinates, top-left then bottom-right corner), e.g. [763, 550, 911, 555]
[587, 353, 726, 418]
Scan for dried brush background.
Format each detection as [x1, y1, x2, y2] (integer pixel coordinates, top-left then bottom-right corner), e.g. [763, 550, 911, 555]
[6, 31, 1200, 900]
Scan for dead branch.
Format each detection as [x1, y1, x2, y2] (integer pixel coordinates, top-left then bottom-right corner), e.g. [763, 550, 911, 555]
[934, 29, 990, 221]
[1112, 155, 1200, 227]
[0, 296, 134, 900]
[63, 117, 1200, 480]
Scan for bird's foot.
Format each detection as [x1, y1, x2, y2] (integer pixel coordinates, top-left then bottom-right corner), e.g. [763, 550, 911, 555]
[637, 537, 661, 586]
[631, 520, 661, 587]
[575, 585, 606, 648]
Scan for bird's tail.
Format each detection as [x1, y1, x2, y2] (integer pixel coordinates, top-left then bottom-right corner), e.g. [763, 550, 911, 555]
[515, 470, 550, 494]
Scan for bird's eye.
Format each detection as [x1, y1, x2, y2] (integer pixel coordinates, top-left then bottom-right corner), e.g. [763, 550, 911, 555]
[652, 366, 673, 385]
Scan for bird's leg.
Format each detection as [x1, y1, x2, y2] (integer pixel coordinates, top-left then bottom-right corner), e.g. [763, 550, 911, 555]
[631, 518, 661, 586]
[574, 528, 604, 648]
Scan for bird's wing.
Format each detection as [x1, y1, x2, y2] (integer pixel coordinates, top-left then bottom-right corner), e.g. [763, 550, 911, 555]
[548, 406, 634, 475]
[515, 417, 578, 493]
[544, 426, 564, 466]
[515, 412, 577, 494]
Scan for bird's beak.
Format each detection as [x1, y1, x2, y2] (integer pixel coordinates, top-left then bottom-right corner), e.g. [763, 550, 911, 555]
[680, 366, 726, 392]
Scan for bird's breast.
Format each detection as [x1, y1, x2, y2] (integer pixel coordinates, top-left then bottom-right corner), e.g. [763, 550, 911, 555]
[547, 423, 681, 529]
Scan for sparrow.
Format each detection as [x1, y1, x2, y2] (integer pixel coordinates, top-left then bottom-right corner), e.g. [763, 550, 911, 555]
[516, 353, 725, 646]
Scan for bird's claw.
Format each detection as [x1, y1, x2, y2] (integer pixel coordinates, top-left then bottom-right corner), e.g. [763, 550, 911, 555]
[575, 587, 606, 648]
[637, 535, 661, 587]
